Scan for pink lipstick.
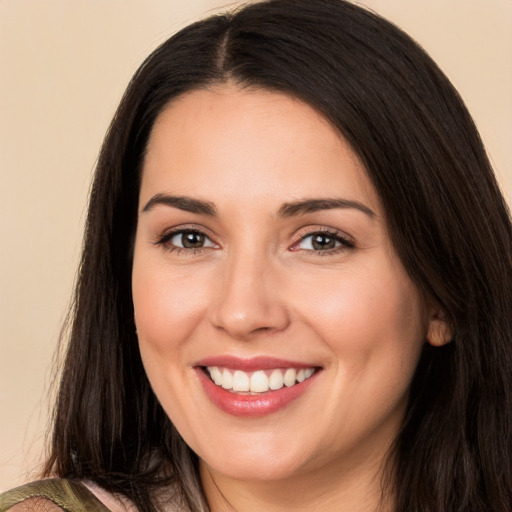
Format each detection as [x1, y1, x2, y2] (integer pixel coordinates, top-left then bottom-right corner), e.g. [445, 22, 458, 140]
[194, 356, 320, 417]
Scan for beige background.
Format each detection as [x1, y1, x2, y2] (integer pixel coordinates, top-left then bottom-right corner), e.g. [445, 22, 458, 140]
[1, 0, 511, 492]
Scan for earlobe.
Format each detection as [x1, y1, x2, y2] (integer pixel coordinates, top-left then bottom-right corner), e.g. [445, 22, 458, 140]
[426, 309, 453, 347]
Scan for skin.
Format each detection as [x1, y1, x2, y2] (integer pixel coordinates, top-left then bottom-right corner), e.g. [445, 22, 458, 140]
[132, 85, 451, 512]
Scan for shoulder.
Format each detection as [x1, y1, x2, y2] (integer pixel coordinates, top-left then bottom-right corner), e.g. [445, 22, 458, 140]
[82, 481, 139, 512]
[3, 497, 64, 512]
[0, 478, 135, 512]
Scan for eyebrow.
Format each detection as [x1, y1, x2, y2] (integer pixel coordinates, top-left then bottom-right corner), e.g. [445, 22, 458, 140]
[142, 194, 217, 216]
[278, 198, 375, 218]
[141, 194, 375, 219]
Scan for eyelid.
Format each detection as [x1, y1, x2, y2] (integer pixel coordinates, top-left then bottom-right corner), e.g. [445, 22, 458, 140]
[169, 230, 217, 248]
[153, 224, 219, 252]
[289, 226, 355, 252]
[152, 223, 354, 254]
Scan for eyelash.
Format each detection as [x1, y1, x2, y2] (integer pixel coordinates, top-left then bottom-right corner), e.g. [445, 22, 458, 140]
[292, 228, 355, 255]
[154, 228, 217, 255]
[154, 227, 355, 256]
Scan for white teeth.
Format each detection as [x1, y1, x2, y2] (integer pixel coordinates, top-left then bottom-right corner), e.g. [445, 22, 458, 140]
[221, 369, 233, 390]
[208, 366, 223, 385]
[205, 366, 316, 393]
[268, 369, 284, 390]
[250, 371, 269, 392]
[232, 370, 250, 392]
[283, 368, 296, 387]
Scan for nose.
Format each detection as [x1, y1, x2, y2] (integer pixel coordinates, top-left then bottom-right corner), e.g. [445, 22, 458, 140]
[209, 252, 290, 340]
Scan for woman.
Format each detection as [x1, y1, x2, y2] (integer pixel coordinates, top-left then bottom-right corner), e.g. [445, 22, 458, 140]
[1, 0, 510, 511]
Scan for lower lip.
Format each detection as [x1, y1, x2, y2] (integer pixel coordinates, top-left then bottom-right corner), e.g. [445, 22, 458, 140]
[196, 368, 319, 418]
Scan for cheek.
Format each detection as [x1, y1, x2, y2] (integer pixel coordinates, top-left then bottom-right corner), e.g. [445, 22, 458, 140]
[131, 259, 211, 431]
[131, 261, 216, 436]
[297, 263, 424, 342]
[132, 261, 210, 354]
[294, 263, 426, 398]
[300, 270, 426, 446]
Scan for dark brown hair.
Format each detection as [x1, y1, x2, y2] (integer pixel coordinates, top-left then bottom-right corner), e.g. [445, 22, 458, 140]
[44, 1, 512, 511]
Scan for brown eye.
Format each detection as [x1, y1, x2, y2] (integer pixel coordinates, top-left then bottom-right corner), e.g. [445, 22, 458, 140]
[294, 230, 353, 253]
[181, 231, 205, 248]
[311, 234, 337, 250]
[299, 233, 340, 251]
[168, 230, 216, 250]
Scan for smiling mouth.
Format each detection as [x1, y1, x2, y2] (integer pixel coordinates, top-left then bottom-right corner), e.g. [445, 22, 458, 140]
[203, 366, 318, 394]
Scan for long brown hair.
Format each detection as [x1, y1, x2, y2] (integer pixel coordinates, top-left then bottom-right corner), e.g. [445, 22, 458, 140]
[44, 1, 512, 511]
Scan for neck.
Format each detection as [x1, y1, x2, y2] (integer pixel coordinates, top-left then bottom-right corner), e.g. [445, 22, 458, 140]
[199, 451, 394, 512]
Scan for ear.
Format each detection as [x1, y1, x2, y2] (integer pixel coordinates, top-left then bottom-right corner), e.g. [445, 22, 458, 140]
[426, 307, 453, 347]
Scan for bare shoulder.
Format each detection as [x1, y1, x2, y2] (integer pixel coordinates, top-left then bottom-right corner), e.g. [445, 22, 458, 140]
[82, 482, 139, 512]
[0, 478, 136, 512]
[83, 481, 187, 512]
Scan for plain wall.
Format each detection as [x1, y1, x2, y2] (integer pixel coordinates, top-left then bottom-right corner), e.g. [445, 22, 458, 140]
[1, 0, 511, 492]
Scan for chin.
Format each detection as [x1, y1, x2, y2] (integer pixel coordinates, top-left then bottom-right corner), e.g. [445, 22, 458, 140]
[195, 431, 315, 483]
[203, 455, 304, 482]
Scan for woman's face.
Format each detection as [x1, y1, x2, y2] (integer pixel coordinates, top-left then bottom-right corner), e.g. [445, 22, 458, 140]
[132, 86, 440, 484]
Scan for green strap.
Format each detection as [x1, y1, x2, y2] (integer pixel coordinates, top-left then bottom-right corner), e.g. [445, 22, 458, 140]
[0, 478, 112, 512]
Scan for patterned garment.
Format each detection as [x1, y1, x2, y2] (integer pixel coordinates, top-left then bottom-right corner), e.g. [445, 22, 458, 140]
[0, 479, 111, 511]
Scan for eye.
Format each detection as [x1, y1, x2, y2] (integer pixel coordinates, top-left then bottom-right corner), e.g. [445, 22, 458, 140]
[300, 233, 339, 250]
[292, 230, 354, 253]
[170, 230, 216, 249]
[156, 228, 218, 252]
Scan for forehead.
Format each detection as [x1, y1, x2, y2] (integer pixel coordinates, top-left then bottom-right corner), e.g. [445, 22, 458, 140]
[141, 85, 380, 215]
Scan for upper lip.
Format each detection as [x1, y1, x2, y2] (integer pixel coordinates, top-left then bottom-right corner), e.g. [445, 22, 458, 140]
[193, 356, 320, 372]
